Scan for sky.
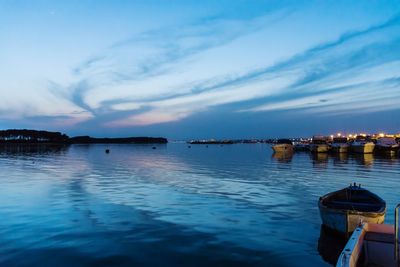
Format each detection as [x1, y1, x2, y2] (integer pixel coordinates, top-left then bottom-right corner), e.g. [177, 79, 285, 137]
[0, 0, 400, 139]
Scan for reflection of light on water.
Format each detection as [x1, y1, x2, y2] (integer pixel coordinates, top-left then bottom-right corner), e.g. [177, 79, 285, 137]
[83, 151, 301, 250]
[310, 153, 328, 169]
[352, 154, 374, 167]
[272, 152, 293, 163]
[0, 143, 399, 266]
[332, 153, 348, 163]
[363, 154, 374, 166]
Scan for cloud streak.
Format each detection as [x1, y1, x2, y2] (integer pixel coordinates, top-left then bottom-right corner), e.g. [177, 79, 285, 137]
[2, 2, 399, 135]
[100, 13, 400, 126]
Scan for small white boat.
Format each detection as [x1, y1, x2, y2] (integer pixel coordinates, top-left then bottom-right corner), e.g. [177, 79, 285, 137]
[337, 204, 400, 267]
[375, 137, 399, 155]
[331, 137, 349, 153]
[319, 184, 386, 233]
[350, 136, 375, 154]
[310, 136, 329, 153]
[272, 139, 293, 153]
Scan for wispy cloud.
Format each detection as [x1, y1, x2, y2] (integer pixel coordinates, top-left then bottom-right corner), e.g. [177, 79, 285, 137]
[241, 16, 400, 114]
[54, 7, 293, 125]
[107, 13, 400, 126]
[31, 9, 400, 129]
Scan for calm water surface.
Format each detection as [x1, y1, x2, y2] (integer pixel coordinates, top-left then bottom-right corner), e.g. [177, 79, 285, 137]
[0, 143, 399, 266]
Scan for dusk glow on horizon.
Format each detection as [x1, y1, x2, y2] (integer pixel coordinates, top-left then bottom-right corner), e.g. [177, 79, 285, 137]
[1, 0, 399, 138]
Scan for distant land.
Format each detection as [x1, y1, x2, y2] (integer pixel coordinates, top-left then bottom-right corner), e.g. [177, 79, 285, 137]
[2, 129, 399, 145]
[69, 136, 168, 144]
[0, 129, 168, 144]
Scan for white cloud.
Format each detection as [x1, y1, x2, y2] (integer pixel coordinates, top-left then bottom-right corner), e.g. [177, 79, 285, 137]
[1, 2, 399, 131]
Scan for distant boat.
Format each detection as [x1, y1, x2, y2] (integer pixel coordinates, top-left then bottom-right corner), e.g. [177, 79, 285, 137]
[337, 221, 398, 267]
[350, 136, 375, 154]
[330, 137, 349, 153]
[309, 136, 329, 153]
[318, 184, 386, 233]
[294, 142, 309, 152]
[375, 137, 399, 155]
[189, 140, 234, 145]
[271, 139, 293, 153]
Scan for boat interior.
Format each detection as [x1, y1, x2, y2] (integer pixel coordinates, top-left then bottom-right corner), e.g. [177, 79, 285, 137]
[357, 231, 396, 266]
[321, 186, 385, 212]
[338, 205, 400, 267]
[350, 224, 398, 267]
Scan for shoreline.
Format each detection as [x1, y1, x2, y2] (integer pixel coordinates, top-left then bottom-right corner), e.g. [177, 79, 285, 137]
[0, 129, 168, 144]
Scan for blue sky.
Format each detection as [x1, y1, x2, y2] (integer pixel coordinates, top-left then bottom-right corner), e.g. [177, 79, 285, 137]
[1, 0, 399, 138]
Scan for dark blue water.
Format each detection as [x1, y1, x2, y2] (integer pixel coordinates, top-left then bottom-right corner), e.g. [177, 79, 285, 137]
[0, 143, 399, 266]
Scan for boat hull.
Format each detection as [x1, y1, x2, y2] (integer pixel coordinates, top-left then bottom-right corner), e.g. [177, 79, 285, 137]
[272, 144, 293, 153]
[294, 144, 309, 152]
[350, 143, 375, 154]
[309, 144, 329, 153]
[375, 145, 399, 155]
[330, 144, 349, 153]
[319, 204, 385, 233]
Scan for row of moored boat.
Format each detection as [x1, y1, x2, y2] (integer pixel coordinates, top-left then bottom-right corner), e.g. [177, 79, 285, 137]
[272, 135, 400, 155]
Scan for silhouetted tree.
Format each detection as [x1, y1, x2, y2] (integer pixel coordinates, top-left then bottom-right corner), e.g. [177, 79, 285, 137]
[0, 129, 69, 143]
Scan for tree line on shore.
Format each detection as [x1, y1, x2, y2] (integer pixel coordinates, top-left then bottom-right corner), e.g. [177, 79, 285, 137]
[0, 129, 168, 144]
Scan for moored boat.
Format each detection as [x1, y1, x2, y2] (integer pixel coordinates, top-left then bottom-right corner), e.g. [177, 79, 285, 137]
[375, 137, 399, 155]
[294, 142, 309, 152]
[318, 184, 386, 233]
[330, 137, 349, 153]
[310, 136, 329, 153]
[350, 136, 375, 154]
[272, 139, 293, 153]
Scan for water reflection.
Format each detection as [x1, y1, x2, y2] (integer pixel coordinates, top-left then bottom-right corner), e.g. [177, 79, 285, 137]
[272, 151, 293, 163]
[332, 153, 348, 164]
[374, 153, 399, 161]
[310, 153, 328, 167]
[0, 143, 399, 267]
[0, 144, 69, 155]
[352, 154, 374, 167]
[317, 225, 348, 265]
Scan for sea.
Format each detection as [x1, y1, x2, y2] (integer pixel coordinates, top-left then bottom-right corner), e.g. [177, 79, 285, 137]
[0, 143, 399, 267]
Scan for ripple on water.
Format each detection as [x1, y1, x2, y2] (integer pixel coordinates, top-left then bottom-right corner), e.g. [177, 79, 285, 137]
[0, 143, 398, 266]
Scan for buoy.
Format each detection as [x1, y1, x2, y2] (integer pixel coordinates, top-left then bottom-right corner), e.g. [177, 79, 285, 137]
[105, 149, 110, 154]
[152, 146, 156, 149]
